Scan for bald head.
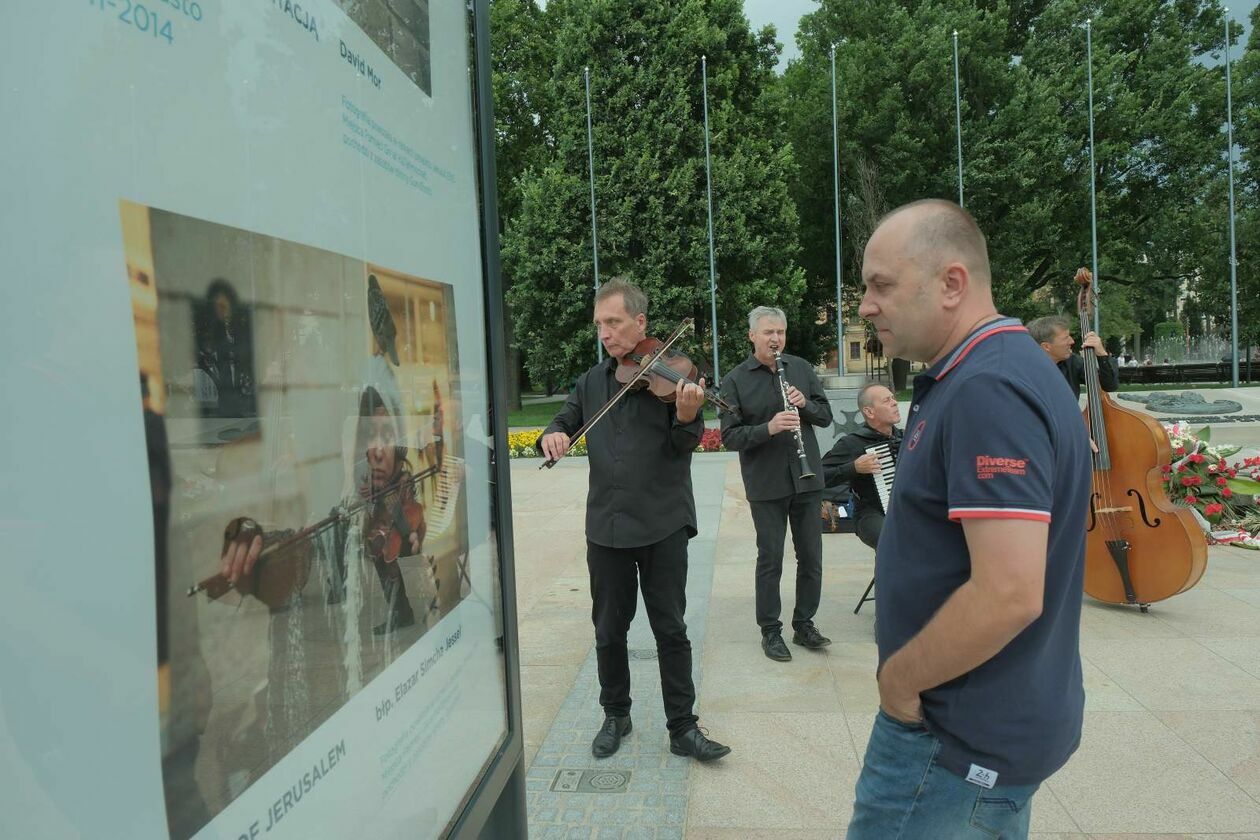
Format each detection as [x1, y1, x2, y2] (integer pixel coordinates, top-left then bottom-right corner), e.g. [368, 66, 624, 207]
[876, 199, 991, 286]
[860, 198, 999, 365]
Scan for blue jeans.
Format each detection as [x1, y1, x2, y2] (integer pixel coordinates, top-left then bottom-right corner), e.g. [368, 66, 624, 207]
[847, 711, 1039, 839]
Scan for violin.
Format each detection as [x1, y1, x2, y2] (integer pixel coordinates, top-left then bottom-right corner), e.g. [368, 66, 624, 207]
[541, 318, 724, 469]
[1075, 268, 1207, 610]
[189, 465, 437, 606]
[368, 479, 426, 564]
[615, 336, 735, 414]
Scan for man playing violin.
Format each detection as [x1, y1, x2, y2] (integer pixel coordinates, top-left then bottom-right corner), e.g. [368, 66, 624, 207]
[538, 278, 731, 763]
[718, 306, 833, 662]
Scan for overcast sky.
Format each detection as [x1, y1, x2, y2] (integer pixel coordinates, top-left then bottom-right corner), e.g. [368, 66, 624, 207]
[741, 0, 1256, 71]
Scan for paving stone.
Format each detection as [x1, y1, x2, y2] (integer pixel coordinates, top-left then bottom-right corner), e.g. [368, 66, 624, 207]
[520, 460, 729, 836]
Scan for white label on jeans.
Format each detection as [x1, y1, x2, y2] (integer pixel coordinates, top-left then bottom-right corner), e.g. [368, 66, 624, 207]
[966, 764, 998, 789]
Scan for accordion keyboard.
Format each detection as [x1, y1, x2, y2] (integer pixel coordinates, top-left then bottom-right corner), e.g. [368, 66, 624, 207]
[864, 443, 896, 514]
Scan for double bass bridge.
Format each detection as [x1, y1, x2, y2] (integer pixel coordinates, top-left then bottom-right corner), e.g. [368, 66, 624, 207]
[1095, 505, 1133, 515]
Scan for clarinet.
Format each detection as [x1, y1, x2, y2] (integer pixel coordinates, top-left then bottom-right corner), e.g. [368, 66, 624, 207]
[772, 348, 815, 480]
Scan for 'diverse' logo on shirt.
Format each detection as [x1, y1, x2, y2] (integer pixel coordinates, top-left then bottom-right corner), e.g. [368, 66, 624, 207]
[975, 455, 1028, 480]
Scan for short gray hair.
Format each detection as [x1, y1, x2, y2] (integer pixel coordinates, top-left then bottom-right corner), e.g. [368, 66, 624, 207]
[595, 277, 648, 318]
[1027, 315, 1072, 346]
[748, 306, 787, 331]
[857, 382, 891, 411]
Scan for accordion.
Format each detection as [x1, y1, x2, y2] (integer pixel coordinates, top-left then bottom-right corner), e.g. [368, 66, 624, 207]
[863, 443, 897, 514]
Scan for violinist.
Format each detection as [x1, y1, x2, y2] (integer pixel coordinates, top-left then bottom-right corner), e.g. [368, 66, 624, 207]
[1027, 314, 1118, 400]
[718, 306, 833, 662]
[219, 385, 428, 636]
[537, 278, 730, 763]
[359, 385, 425, 635]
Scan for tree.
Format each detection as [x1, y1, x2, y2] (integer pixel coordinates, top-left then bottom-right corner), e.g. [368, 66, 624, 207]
[785, 0, 1234, 353]
[490, 0, 555, 406]
[1197, 5, 1259, 357]
[502, 0, 808, 388]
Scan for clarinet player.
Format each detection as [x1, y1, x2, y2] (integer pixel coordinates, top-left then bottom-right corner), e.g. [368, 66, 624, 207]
[720, 306, 834, 662]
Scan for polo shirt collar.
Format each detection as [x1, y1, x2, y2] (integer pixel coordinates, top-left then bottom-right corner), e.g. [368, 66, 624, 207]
[926, 317, 1026, 381]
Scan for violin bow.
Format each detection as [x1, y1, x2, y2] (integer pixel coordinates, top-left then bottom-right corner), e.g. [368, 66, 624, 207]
[186, 463, 439, 598]
[540, 318, 695, 470]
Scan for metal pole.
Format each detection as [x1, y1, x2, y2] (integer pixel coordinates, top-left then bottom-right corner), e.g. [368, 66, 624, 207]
[1225, 11, 1240, 387]
[831, 44, 844, 375]
[702, 55, 721, 385]
[585, 66, 602, 362]
[1086, 19, 1100, 335]
[953, 30, 964, 207]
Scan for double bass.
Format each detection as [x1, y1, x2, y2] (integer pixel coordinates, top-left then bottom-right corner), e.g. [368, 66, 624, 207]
[1076, 269, 1207, 610]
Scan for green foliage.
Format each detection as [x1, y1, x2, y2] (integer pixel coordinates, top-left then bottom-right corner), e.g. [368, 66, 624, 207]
[786, 0, 1235, 344]
[501, 0, 809, 386]
[491, 0, 1256, 378]
[1155, 321, 1186, 342]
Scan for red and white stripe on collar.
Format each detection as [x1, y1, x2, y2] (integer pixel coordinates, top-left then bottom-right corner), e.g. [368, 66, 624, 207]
[935, 317, 1027, 381]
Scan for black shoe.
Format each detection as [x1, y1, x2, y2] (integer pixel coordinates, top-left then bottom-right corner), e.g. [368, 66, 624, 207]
[373, 611, 415, 636]
[591, 715, 632, 758]
[792, 623, 832, 649]
[669, 727, 731, 762]
[762, 632, 792, 661]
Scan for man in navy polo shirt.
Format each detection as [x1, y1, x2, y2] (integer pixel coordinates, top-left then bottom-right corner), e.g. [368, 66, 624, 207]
[846, 200, 1091, 839]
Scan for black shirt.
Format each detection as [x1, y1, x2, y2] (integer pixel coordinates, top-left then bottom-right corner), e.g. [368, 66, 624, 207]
[1058, 353, 1118, 399]
[539, 357, 703, 548]
[821, 422, 903, 519]
[718, 353, 832, 501]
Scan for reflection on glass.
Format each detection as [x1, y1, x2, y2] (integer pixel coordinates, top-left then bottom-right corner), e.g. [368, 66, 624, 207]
[122, 201, 474, 838]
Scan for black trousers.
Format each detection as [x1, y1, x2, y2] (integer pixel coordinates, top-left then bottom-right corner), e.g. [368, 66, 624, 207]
[587, 528, 698, 736]
[749, 490, 823, 635]
[855, 510, 885, 551]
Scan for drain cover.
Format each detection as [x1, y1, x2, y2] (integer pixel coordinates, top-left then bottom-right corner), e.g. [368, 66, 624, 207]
[550, 768, 631, 793]
[628, 649, 658, 660]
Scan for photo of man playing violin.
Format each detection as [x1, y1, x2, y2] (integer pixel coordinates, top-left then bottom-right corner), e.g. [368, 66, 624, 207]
[537, 278, 731, 763]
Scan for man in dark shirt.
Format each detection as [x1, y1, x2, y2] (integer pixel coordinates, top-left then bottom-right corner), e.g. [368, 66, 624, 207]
[1027, 314, 1119, 399]
[821, 383, 902, 551]
[538, 279, 730, 763]
[719, 306, 834, 662]
[846, 201, 1090, 839]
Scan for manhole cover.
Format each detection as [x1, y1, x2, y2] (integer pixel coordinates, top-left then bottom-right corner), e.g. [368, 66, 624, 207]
[628, 649, 657, 660]
[550, 768, 631, 793]
[587, 771, 628, 790]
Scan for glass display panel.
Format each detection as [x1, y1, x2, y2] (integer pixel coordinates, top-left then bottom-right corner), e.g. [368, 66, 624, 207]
[0, 3, 510, 838]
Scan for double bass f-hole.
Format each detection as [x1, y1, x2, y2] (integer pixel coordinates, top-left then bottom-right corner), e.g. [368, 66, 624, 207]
[1126, 488, 1162, 528]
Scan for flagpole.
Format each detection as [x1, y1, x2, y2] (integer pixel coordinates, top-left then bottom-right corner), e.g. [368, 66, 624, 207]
[831, 43, 844, 375]
[702, 55, 721, 385]
[1225, 10, 1240, 387]
[1086, 18, 1101, 334]
[953, 30, 964, 207]
[585, 66, 602, 362]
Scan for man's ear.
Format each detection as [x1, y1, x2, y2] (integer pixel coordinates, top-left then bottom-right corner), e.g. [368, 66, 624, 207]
[940, 262, 969, 309]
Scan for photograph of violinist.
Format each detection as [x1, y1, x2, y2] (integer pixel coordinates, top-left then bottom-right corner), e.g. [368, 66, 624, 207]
[120, 202, 469, 838]
[536, 278, 731, 763]
[1072, 268, 1207, 610]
